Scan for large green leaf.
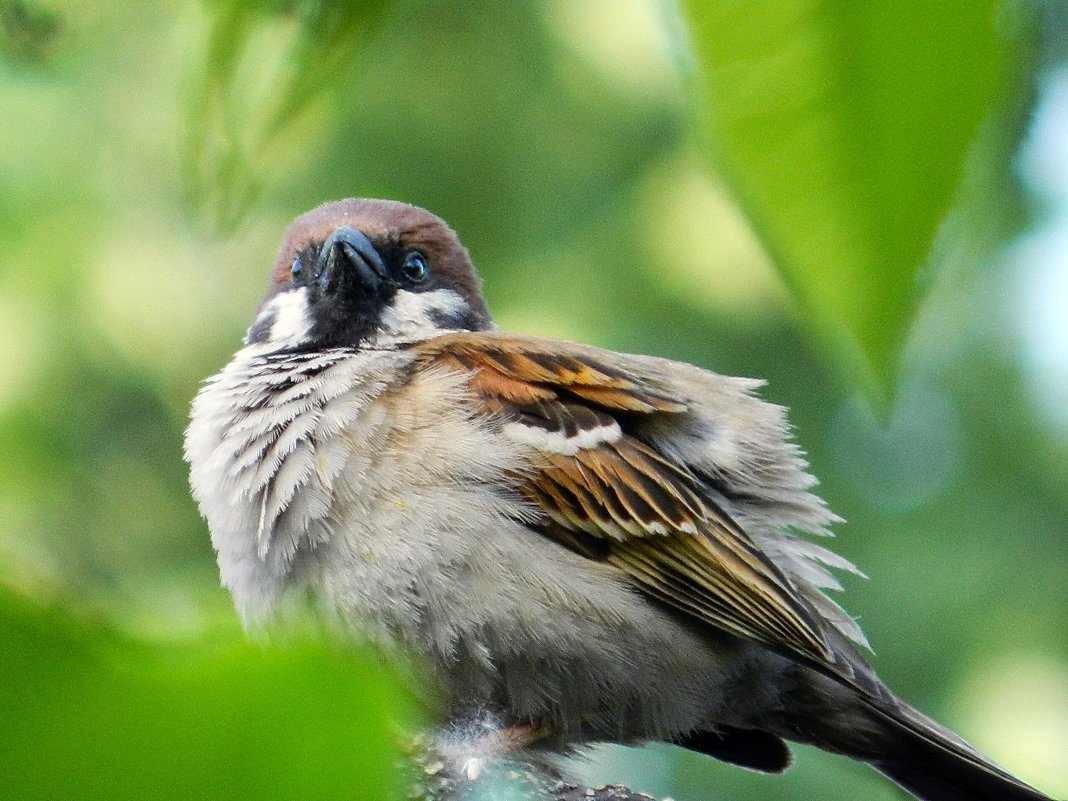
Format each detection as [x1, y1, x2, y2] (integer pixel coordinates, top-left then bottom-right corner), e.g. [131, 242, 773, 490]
[0, 591, 416, 801]
[682, 1, 1011, 397]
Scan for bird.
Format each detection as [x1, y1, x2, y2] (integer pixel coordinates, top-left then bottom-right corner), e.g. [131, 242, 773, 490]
[185, 198, 1054, 801]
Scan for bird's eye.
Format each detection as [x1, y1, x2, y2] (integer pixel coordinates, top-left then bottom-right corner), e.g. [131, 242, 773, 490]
[401, 252, 430, 283]
[291, 257, 303, 280]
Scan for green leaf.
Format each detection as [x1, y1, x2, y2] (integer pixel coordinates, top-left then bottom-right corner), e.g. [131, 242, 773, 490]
[183, 0, 389, 230]
[681, 1, 1013, 399]
[0, 591, 418, 801]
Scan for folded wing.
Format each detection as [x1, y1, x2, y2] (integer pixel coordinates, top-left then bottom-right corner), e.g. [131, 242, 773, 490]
[415, 332, 848, 670]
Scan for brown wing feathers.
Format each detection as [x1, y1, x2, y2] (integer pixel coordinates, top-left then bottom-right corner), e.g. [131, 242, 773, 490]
[434, 334, 688, 414]
[414, 333, 833, 665]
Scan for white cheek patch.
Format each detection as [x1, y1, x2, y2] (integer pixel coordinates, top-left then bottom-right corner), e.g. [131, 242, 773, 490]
[269, 288, 314, 342]
[502, 418, 623, 456]
[245, 287, 313, 347]
[372, 288, 470, 345]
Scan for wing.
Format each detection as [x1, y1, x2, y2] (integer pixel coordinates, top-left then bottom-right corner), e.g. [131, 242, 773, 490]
[413, 332, 837, 668]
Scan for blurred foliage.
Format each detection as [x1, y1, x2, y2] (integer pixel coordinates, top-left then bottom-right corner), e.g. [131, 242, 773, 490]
[0, 590, 414, 801]
[0, 0, 61, 65]
[682, 0, 1031, 402]
[184, 0, 389, 229]
[0, 1, 1066, 800]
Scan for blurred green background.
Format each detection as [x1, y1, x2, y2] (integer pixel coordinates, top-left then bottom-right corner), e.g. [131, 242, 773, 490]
[2, 1, 1067, 800]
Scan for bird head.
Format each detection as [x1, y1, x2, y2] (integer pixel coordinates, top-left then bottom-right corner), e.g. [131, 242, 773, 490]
[245, 198, 493, 350]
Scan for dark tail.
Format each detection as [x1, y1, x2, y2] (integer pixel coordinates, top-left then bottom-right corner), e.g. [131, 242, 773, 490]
[778, 659, 1056, 801]
[865, 698, 1053, 801]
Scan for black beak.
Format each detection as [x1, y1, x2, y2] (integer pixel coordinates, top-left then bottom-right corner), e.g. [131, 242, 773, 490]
[315, 226, 388, 295]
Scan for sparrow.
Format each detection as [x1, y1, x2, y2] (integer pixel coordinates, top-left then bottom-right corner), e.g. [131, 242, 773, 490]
[185, 198, 1054, 801]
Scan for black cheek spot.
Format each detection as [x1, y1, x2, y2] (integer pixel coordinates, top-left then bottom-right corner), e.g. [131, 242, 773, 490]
[427, 305, 483, 332]
[245, 308, 277, 344]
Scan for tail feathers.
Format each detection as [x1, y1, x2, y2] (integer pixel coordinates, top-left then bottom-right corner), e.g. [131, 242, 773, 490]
[873, 748, 1050, 801]
[867, 701, 1053, 801]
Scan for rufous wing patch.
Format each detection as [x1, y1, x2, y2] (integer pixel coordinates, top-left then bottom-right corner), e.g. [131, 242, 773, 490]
[412, 332, 833, 666]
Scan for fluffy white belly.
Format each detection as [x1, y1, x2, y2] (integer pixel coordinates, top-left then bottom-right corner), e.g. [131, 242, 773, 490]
[302, 480, 748, 742]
